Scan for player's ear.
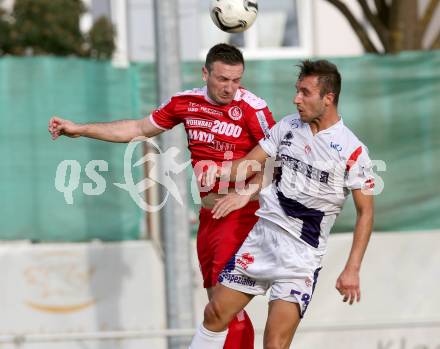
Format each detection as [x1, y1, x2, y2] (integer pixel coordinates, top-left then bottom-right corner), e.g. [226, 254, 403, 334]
[202, 66, 209, 82]
[325, 92, 335, 106]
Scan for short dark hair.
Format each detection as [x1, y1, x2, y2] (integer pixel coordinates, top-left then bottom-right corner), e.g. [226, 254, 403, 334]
[205, 43, 244, 72]
[297, 59, 341, 105]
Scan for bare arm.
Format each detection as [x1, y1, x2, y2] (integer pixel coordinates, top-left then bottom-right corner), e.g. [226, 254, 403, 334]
[48, 115, 164, 143]
[210, 155, 278, 218]
[202, 144, 269, 187]
[335, 189, 374, 305]
[210, 171, 264, 219]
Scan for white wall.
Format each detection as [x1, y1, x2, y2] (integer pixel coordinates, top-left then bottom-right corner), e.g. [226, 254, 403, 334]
[0, 241, 168, 349]
[312, 0, 365, 57]
[1, 231, 439, 348]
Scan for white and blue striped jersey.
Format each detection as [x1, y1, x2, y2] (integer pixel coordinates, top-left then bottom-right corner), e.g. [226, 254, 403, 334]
[257, 113, 374, 254]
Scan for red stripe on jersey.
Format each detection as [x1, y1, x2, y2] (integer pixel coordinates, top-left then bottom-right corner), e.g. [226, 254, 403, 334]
[345, 146, 363, 173]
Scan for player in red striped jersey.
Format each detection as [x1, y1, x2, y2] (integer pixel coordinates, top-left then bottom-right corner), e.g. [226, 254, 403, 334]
[49, 43, 276, 349]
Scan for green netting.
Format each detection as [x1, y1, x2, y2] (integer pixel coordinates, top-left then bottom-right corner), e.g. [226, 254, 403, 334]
[1, 50, 439, 241]
[178, 51, 440, 233]
[0, 57, 144, 241]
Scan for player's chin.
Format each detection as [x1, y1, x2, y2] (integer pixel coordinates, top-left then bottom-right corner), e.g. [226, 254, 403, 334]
[298, 112, 309, 122]
[218, 96, 234, 105]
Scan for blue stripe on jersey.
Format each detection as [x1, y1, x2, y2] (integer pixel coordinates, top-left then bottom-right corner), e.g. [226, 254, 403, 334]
[276, 190, 324, 248]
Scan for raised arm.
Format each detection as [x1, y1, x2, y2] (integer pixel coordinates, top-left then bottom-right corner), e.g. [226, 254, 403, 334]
[335, 189, 374, 304]
[48, 115, 164, 143]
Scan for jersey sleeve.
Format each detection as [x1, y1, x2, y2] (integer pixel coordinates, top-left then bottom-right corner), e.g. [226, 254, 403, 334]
[344, 145, 375, 190]
[246, 106, 276, 141]
[258, 118, 285, 157]
[150, 97, 182, 130]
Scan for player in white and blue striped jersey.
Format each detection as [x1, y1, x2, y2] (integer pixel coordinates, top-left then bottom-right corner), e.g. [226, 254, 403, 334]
[190, 59, 375, 349]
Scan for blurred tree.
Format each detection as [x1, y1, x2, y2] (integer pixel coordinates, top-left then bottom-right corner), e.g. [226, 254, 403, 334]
[87, 16, 116, 60]
[0, 7, 13, 54]
[12, 0, 85, 55]
[324, 0, 440, 53]
[0, 0, 115, 59]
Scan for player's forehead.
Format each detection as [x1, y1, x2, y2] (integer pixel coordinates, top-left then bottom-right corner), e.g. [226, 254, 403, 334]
[209, 61, 244, 79]
[296, 75, 320, 91]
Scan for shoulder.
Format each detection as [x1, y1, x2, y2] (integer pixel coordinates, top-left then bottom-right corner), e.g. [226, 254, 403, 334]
[339, 123, 370, 158]
[279, 113, 303, 129]
[158, 87, 205, 109]
[266, 113, 301, 136]
[174, 87, 205, 98]
[236, 88, 268, 110]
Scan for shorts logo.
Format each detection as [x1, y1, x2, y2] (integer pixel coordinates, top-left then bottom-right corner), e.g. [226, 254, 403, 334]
[305, 277, 312, 288]
[236, 252, 254, 270]
[290, 289, 311, 317]
[304, 144, 311, 155]
[228, 106, 242, 120]
[364, 178, 375, 189]
[219, 272, 256, 287]
[223, 255, 236, 273]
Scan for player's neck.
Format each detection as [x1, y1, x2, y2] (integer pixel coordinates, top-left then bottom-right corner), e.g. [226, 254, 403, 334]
[309, 110, 340, 135]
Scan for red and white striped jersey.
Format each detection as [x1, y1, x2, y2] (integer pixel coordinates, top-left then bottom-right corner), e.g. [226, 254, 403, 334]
[150, 86, 276, 195]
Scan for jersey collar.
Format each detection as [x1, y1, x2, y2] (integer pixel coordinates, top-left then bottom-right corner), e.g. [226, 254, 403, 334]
[305, 117, 344, 136]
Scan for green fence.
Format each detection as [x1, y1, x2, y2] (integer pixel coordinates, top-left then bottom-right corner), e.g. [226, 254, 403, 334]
[1, 51, 439, 241]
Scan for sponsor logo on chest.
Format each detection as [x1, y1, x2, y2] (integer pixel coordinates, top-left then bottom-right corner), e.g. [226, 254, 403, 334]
[281, 131, 294, 146]
[228, 106, 243, 120]
[184, 118, 213, 129]
[187, 102, 200, 112]
[187, 102, 223, 117]
[330, 141, 342, 152]
[185, 119, 243, 141]
[280, 153, 330, 184]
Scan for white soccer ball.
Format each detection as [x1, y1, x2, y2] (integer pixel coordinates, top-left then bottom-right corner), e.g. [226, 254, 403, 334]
[210, 0, 258, 33]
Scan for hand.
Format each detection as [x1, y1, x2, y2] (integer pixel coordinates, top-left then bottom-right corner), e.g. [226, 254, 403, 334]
[335, 267, 360, 305]
[211, 192, 252, 219]
[48, 116, 82, 140]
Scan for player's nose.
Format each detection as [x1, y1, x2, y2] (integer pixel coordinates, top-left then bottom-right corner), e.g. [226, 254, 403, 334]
[224, 81, 234, 93]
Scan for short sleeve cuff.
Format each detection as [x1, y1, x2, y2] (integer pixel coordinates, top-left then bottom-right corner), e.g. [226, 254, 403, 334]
[259, 138, 277, 157]
[149, 114, 169, 131]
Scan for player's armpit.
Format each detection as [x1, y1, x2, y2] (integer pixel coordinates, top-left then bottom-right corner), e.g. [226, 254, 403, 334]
[139, 117, 164, 138]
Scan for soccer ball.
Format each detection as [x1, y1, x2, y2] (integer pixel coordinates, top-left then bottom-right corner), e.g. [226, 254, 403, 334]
[210, 0, 258, 33]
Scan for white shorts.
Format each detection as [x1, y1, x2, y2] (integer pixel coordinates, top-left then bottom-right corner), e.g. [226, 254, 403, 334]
[218, 218, 323, 317]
